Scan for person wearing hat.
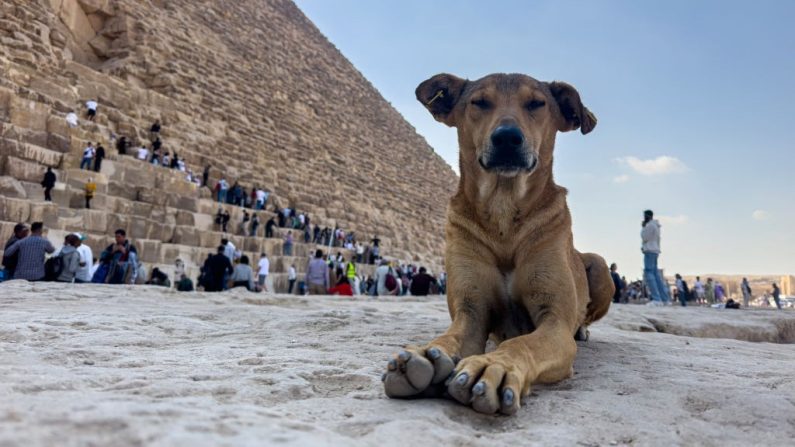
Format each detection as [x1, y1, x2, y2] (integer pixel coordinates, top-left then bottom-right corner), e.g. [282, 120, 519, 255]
[72, 233, 93, 283]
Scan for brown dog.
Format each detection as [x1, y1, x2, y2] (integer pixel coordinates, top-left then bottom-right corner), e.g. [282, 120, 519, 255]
[382, 73, 614, 415]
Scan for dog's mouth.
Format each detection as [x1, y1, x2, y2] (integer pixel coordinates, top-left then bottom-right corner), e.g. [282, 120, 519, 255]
[478, 154, 538, 176]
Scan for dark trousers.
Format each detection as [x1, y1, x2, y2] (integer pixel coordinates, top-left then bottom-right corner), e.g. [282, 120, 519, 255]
[288, 279, 296, 294]
[44, 187, 53, 201]
[265, 228, 273, 238]
[85, 197, 92, 209]
[94, 158, 103, 172]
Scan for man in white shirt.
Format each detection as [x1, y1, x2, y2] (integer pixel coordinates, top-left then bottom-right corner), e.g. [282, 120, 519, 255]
[693, 276, 705, 304]
[255, 189, 266, 210]
[66, 111, 78, 128]
[80, 143, 95, 170]
[257, 253, 270, 292]
[288, 265, 297, 294]
[137, 146, 149, 160]
[85, 99, 97, 121]
[221, 238, 235, 262]
[72, 233, 93, 283]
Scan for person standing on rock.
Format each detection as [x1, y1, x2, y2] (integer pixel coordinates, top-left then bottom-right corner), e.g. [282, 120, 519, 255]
[240, 210, 250, 235]
[221, 209, 231, 233]
[283, 231, 294, 256]
[84, 178, 96, 209]
[257, 253, 269, 292]
[93, 143, 105, 172]
[3, 222, 55, 281]
[705, 278, 715, 305]
[202, 165, 211, 188]
[641, 210, 670, 306]
[288, 264, 297, 294]
[80, 143, 95, 170]
[694, 276, 705, 305]
[306, 250, 329, 295]
[741, 278, 753, 308]
[674, 274, 689, 307]
[217, 178, 229, 203]
[265, 216, 276, 238]
[116, 136, 128, 155]
[85, 99, 97, 121]
[41, 167, 56, 202]
[137, 145, 149, 161]
[714, 282, 726, 303]
[771, 283, 782, 309]
[150, 120, 161, 142]
[250, 213, 260, 237]
[610, 263, 624, 303]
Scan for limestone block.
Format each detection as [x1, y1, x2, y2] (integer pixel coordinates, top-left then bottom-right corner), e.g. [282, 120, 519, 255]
[81, 209, 108, 232]
[0, 140, 63, 167]
[165, 194, 198, 213]
[0, 176, 27, 199]
[136, 239, 162, 264]
[0, 197, 31, 223]
[57, 0, 97, 46]
[105, 213, 130, 234]
[88, 34, 110, 58]
[106, 181, 138, 201]
[138, 188, 167, 206]
[173, 226, 199, 247]
[0, 87, 14, 121]
[198, 230, 220, 250]
[29, 202, 59, 228]
[9, 97, 49, 132]
[47, 132, 71, 153]
[77, 0, 113, 16]
[2, 156, 47, 183]
[31, 77, 78, 106]
[128, 218, 152, 240]
[175, 210, 194, 227]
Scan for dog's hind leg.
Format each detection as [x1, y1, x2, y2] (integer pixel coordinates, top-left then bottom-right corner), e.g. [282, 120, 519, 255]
[580, 252, 614, 326]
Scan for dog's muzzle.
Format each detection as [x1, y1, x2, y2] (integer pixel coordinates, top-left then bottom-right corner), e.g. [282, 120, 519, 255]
[479, 126, 537, 174]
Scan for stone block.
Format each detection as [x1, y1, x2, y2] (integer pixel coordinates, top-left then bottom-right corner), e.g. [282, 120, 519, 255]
[0, 196, 31, 223]
[9, 97, 49, 132]
[173, 226, 199, 247]
[29, 202, 59, 228]
[0, 175, 27, 199]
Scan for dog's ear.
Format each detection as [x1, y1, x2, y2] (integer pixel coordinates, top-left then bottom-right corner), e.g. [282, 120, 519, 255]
[548, 81, 597, 135]
[416, 73, 467, 127]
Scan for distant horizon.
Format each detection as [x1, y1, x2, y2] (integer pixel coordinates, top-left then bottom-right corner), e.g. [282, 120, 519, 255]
[296, 0, 795, 278]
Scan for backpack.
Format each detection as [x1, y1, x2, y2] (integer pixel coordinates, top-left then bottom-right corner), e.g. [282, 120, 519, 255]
[385, 269, 398, 291]
[44, 255, 64, 281]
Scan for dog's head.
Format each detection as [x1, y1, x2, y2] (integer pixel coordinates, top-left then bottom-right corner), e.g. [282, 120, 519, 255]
[416, 73, 596, 178]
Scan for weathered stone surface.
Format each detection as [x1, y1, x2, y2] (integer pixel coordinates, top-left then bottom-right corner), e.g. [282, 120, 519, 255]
[0, 176, 27, 199]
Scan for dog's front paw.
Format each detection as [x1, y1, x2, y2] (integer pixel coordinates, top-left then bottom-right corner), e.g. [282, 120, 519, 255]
[382, 346, 457, 398]
[447, 353, 527, 415]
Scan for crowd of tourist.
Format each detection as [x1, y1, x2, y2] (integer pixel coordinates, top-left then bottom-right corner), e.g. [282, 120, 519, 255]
[0, 220, 445, 298]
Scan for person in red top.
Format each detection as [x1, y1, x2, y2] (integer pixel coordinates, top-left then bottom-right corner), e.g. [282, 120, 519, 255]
[328, 269, 354, 296]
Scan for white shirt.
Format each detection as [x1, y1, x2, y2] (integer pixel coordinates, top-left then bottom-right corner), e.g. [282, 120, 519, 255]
[694, 280, 704, 293]
[137, 147, 149, 160]
[83, 146, 94, 158]
[641, 220, 661, 254]
[255, 190, 266, 201]
[178, 160, 186, 171]
[288, 266, 296, 280]
[223, 242, 236, 261]
[66, 113, 78, 127]
[257, 258, 270, 275]
[86, 100, 97, 111]
[356, 244, 364, 254]
[75, 244, 93, 282]
[219, 179, 229, 190]
[298, 214, 305, 224]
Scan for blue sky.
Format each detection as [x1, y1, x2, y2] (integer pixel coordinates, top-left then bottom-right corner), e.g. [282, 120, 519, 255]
[295, 0, 795, 277]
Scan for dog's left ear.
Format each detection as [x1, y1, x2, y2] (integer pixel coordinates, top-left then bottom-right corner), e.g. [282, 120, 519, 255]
[416, 73, 468, 127]
[548, 81, 597, 135]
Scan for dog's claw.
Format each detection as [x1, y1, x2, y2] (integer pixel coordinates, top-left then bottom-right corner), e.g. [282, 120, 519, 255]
[455, 373, 468, 386]
[472, 381, 485, 396]
[398, 351, 411, 362]
[502, 388, 514, 405]
[427, 347, 441, 360]
[381, 373, 387, 382]
[388, 359, 397, 371]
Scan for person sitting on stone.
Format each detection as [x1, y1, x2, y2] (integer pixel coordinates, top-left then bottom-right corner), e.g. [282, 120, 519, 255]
[137, 145, 149, 161]
[66, 110, 79, 128]
[328, 268, 354, 296]
[146, 267, 171, 287]
[3, 223, 29, 278]
[176, 274, 194, 292]
[54, 234, 81, 283]
[230, 255, 255, 291]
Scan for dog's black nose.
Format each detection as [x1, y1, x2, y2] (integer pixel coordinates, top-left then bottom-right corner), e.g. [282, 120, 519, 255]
[490, 126, 525, 152]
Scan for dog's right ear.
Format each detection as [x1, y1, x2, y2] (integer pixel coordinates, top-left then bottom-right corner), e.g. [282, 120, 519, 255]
[415, 73, 467, 127]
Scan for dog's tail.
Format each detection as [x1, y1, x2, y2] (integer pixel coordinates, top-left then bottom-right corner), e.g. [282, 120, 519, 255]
[580, 252, 614, 325]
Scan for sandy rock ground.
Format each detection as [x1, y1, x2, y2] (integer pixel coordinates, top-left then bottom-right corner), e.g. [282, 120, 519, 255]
[0, 281, 793, 447]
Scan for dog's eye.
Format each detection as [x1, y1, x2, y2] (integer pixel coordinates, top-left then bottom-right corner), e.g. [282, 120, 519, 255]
[470, 98, 491, 109]
[525, 100, 546, 111]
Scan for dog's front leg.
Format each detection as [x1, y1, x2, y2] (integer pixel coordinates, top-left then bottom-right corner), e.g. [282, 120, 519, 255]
[447, 309, 577, 415]
[383, 259, 497, 399]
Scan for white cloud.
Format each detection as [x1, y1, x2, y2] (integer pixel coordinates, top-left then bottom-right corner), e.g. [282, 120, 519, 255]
[658, 214, 689, 225]
[752, 210, 769, 221]
[616, 156, 688, 175]
[612, 174, 630, 184]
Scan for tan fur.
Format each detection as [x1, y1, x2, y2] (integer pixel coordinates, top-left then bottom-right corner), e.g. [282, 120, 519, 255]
[382, 73, 614, 415]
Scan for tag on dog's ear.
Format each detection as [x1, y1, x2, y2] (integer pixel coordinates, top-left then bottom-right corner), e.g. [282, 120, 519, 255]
[416, 74, 467, 127]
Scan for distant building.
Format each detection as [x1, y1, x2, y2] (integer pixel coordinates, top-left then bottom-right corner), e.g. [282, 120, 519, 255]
[781, 275, 794, 296]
